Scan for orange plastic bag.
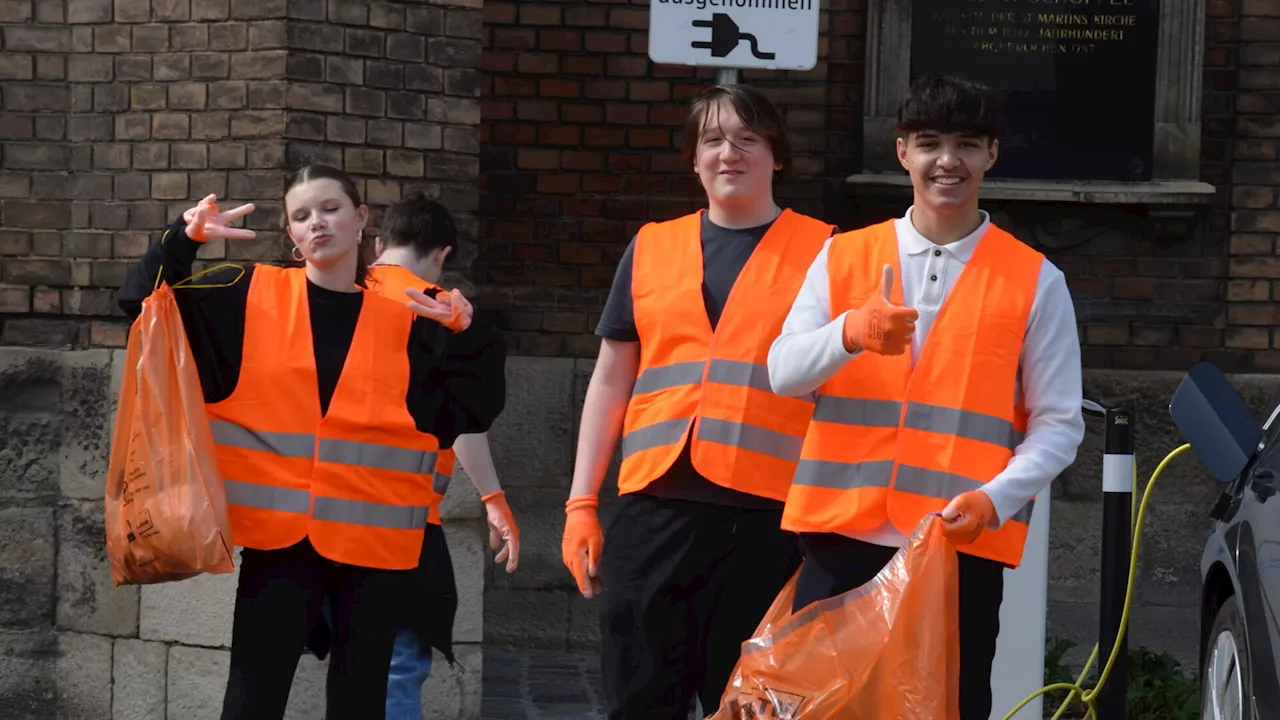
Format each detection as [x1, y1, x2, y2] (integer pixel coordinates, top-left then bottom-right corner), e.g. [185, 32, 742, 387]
[104, 283, 235, 586]
[711, 514, 961, 720]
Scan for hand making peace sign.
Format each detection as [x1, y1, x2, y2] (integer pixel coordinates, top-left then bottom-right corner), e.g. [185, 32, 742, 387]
[182, 194, 257, 242]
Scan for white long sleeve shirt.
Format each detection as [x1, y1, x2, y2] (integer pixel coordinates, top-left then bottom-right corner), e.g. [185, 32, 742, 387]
[767, 207, 1086, 549]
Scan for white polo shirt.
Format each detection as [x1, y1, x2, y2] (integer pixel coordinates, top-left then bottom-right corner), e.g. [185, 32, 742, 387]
[767, 206, 1086, 548]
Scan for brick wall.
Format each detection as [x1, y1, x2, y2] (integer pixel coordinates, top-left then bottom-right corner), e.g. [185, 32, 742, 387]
[0, 0, 484, 350]
[475, 0, 864, 357]
[1222, 0, 1280, 372]
[472, 2, 1280, 373]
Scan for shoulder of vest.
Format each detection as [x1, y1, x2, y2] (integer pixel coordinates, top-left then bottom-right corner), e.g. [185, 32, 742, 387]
[829, 219, 895, 245]
[368, 264, 441, 291]
[984, 223, 1045, 262]
[637, 211, 703, 239]
[780, 209, 838, 237]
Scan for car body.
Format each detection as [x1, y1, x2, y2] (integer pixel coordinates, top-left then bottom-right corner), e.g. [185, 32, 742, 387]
[1196, 377, 1280, 720]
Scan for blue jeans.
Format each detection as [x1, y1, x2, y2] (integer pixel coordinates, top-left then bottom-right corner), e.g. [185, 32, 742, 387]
[385, 628, 433, 720]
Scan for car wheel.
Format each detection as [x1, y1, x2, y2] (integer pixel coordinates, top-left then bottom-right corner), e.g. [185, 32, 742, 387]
[1202, 593, 1252, 720]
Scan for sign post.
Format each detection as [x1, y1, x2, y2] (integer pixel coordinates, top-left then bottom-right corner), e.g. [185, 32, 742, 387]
[648, 0, 822, 79]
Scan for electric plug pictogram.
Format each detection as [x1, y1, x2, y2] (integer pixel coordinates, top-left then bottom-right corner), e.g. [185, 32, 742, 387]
[691, 13, 775, 60]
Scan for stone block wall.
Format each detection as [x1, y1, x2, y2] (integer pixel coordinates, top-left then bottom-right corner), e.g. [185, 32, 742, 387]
[0, 0, 485, 349]
[0, 347, 487, 718]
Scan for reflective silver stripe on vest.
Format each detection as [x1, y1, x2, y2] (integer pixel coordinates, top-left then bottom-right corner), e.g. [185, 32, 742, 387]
[696, 417, 803, 461]
[812, 397, 902, 427]
[790, 460, 1033, 525]
[624, 359, 813, 462]
[317, 438, 436, 475]
[225, 479, 433, 530]
[633, 358, 814, 402]
[902, 403, 1025, 450]
[434, 471, 452, 495]
[313, 496, 430, 530]
[792, 459, 894, 490]
[811, 398, 1023, 450]
[894, 465, 1034, 525]
[621, 417, 691, 459]
[211, 421, 437, 475]
[706, 358, 770, 392]
[225, 479, 311, 514]
[211, 420, 315, 458]
[633, 361, 703, 395]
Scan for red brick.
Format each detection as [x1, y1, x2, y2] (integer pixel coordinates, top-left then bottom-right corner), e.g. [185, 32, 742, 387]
[582, 174, 623, 193]
[481, 50, 516, 72]
[519, 5, 560, 25]
[537, 173, 580, 194]
[493, 27, 535, 50]
[483, 3, 516, 24]
[538, 78, 580, 98]
[561, 103, 602, 123]
[606, 55, 648, 77]
[557, 56, 599, 76]
[605, 104, 647, 125]
[539, 29, 581, 52]
[630, 81, 670, 102]
[516, 52, 558, 74]
[561, 151, 606, 171]
[516, 148, 558, 170]
[584, 31, 627, 54]
[584, 126, 626, 147]
[538, 125, 580, 146]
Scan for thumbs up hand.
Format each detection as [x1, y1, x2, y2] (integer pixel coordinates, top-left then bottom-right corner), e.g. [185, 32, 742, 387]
[841, 264, 919, 356]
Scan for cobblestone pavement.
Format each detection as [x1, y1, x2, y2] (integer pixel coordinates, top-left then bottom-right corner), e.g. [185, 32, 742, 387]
[480, 649, 702, 720]
[480, 649, 606, 719]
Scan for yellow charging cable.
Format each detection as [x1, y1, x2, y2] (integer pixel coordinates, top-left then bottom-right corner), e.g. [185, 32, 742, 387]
[999, 442, 1194, 720]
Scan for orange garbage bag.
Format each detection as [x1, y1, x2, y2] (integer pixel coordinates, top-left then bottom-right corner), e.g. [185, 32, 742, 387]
[711, 514, 961, 720]
[104, 283, 235, 586]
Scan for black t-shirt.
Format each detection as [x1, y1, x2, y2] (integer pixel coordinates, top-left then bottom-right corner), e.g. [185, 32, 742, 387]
[597, 213, 832, 510]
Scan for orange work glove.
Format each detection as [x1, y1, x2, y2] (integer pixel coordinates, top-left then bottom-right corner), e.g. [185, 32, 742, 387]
[562, 494, 604, 599]
[842, 264, 918, 356]
[940, 490, 998, 545]
[481, 490, 520, 573]
[406, 287, 473, 333]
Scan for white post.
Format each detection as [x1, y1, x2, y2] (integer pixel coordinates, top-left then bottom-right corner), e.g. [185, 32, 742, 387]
[990, 490, 1051, 719]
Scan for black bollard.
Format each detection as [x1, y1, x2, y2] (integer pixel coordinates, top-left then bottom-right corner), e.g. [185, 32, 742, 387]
[1096, 406, 1134, 720]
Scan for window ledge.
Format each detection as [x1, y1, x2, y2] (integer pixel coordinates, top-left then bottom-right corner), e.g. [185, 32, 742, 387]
[845, 173, 1217, 205]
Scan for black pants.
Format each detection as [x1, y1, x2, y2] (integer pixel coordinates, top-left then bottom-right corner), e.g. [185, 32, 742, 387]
[792, 532, 1005, 720]
[220, 538, 409, 720]
[599, 493, 802, 720]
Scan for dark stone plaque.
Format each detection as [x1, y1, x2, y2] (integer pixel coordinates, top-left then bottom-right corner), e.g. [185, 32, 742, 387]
[910, 0, 1160, 182]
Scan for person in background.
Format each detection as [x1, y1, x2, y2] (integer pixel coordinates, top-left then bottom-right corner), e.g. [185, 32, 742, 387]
[766, 74, 1085, 720]
[368, 191, 520, 720]
[561, 84, 838, 719]
[117, 164, 507, 720]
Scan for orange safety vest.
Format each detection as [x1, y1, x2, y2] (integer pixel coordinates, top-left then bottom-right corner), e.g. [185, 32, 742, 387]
[367, 263, 456, 527]
[619, 208, 836, 501]
[780, 220, 1043, 567]
[206, 265, 442, 570]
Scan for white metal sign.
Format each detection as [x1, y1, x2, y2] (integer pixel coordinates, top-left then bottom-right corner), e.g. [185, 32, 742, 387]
[648, 0, 821, 71]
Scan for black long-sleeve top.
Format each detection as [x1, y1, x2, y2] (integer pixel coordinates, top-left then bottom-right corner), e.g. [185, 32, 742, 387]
[117, 217, 507, 449]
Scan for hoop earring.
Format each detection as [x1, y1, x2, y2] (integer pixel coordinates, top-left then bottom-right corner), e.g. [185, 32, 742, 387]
[292, 246, 304, 262]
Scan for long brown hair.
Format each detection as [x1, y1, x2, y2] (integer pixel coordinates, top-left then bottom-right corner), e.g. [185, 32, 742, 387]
[283, 164, 371, 288]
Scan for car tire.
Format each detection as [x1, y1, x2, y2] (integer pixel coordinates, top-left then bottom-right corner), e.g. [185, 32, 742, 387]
[1202, 593, 1253, 720]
